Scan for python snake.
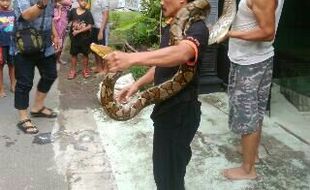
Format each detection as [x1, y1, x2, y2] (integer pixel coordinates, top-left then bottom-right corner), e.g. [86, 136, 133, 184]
[91, 0, 236, 121]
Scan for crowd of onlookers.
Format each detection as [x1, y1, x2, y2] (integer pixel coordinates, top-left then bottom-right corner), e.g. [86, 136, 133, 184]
[0, 0, 109, 134]
[0, 0, 110, 97]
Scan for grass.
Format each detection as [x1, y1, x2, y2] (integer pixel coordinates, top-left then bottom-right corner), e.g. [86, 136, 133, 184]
[127, 65, 150, 80]
[108, 10, 142, 46]
[108, 10, 151, 80]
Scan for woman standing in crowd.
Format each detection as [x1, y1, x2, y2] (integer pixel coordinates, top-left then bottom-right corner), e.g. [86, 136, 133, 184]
[53, 0, 72, 64]
[13, 0, 60, 134]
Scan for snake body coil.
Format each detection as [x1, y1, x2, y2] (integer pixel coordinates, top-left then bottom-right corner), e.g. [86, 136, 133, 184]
[91, 0, 236, 121]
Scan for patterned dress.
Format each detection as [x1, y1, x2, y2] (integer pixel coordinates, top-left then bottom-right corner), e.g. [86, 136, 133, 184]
[53, 0, 72, 49]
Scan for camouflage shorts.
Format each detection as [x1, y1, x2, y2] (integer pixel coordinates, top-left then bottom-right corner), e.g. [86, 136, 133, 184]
[228, 57, 273, 135]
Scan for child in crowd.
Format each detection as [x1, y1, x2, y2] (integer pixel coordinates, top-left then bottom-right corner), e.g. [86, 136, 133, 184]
[53, 0, 72, 64]
[0, 0, 15, 97]
[67, 0, 94, 79]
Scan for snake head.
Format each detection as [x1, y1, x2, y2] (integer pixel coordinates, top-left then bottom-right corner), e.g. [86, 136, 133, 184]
[90, 43, 114, 59]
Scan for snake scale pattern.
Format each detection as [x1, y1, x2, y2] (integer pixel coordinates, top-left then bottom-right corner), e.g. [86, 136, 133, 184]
[91, 0, 236, 121]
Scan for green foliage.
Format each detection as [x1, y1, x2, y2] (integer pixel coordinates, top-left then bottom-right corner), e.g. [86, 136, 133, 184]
[110, 11, 141, 30]
[109, 11, 142, 46]
[110, 0, 161, 49]
[108, 1, 162, 80]
[140, 0, 161, 18]
[109, 12, 120, 30]
[126, 16, 159, 48]
[127, 66, 153, 90]
[132, 0, 161, 47]
[127, 66, 150, 80]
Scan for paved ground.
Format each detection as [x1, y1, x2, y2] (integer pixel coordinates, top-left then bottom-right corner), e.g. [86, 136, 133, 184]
[0, 42, 309, 189]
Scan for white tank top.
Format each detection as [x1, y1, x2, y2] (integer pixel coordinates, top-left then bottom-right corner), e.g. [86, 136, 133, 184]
[228, 0, 284, 65]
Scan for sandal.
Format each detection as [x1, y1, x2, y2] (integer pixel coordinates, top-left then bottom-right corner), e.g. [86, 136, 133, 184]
[67, 70, 77, 80]
[30, 106, 57, 118]
[17, 119, 39, 134]
[82, 69, 91, 78]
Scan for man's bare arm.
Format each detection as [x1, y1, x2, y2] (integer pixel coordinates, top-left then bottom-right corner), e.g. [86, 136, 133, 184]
[116, 66, 155, 102]
[52, 21, 60, 51]
[106, 40, 196, 72]
[229, 0, 277, 41]
[130, 41, 195, 67]
[134, 66, 155, 89]
[21, 0, 48, 21]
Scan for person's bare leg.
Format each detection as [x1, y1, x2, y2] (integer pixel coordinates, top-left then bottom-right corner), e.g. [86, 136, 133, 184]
[102, 59, 108, 74]
[0, 65, 6, 97]
[8, 64, 16, 92]
[237, 148, 260, 164]
[224, 131, 259, 180]
[82, 55, 89, 71]
[19, 109, 29, 121]
[31, 91, 53, 115]
[67, 55, 77, 79]
[96, 57, 108, 78]
[81, 55, 91, 78]
[93, 55, 103, 73]
[70, 55, 77, 72]
[57, 51, 66, 65]
[255, 126, 262, 161]
[237, 126, 262, 163]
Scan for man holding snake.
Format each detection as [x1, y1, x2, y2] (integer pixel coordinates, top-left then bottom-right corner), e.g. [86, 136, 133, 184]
[105, 0, 208, 189]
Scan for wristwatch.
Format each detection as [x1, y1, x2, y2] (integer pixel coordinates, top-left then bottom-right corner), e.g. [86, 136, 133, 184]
[36, 0, 47, 9]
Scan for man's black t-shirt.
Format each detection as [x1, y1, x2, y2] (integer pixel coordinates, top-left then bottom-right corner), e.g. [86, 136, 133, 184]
[151, 20, 208, 119]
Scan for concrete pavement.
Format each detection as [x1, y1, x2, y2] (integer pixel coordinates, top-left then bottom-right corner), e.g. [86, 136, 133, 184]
[0, 67, 67, 190]
[0, 62, 310, 190]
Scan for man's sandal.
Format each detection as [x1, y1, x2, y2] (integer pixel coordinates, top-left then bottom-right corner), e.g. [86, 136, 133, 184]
[17, 119, 39, 134]
[30, 106, 57, 118]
